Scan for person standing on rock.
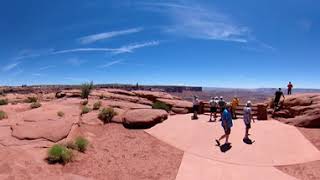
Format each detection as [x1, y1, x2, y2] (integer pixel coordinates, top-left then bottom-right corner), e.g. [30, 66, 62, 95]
[218, 96, 226, 120]
[243, 101, 255, 140]
[231, 96, 240, 119]
[216, 103, 233, 146]
[287, 82, 293, 95]
[274, 88, 285, 110]
[209, 96, 219, 122]
[192, 96, 200, 119]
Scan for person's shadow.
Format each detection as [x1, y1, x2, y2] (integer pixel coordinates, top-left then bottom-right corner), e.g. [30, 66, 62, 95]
[219, 143, 232, 153]
[243, 138, 255, 145]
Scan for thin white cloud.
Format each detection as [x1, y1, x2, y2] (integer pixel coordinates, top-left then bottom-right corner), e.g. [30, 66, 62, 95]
[32, 73, 42, 76]
[13, 48, 54, 61]
[66, 57, 86, 66]
[2, 62, 21, 72]
[39, 65, 56, 70]
[79, 27, 143, 44]
[99, 60, 123, 68]
[53, 41, 160, 55]
[141, 2, 250, 43]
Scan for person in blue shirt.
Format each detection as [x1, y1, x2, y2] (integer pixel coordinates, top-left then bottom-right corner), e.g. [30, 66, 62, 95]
[216, 103, 233, 146]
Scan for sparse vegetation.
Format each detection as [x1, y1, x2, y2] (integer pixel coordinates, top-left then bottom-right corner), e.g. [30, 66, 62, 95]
[93, 101, 102, 110]
[47, 144, 73, 164]
[75, 136, 89, 153]
[81, 100, 88, 105]
[98, 107, 117, 123]
[152, 101, 171, 112]
[57, 111, 65, 117]
[81, 81, 93, 99]
[65, 141, 77, 150]
[25, 96, 38, 103]
[30, 102, 41, 109]
[0, 99, 8, 106]
[99, 94, 104, 99]
[81, 106, 90, 115]
[0, 110, 8, 120]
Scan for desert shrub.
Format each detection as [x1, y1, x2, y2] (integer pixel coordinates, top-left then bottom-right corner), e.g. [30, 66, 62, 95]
[93, 101, 102, 110]
[0, 110, 8, 120]
[99, 94, 104, 99]
[81, 81, 93, 99]
[81, 100, 88, 105]
[81, 106, 90, 115]
[30, 102, 41, 109]
[47, 144, 73, 164]
[65, 141, 77, 150]
[75, 137, 89, 153]
[0, 99, 8, 106]
[152, 101, 171, 112]
[98, 107, 117, 123]
[25, 96, 38, 103]
[57, 111, 65, 117]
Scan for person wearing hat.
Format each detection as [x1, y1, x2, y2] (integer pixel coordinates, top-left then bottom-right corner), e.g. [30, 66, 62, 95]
[218, 96, 226, 120]
[243, 101, 255, 140]
[231, 96, 240, 119]
[216, 103, 233, 146]
[209, 96, 219, 122]
[192, 96, 200, 119]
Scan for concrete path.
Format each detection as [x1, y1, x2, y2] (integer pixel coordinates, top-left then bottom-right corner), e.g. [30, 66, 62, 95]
[145, 114, 320, 180]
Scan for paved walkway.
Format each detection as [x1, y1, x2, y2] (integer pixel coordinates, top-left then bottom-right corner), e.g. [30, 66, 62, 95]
[145, 114, 320, 180]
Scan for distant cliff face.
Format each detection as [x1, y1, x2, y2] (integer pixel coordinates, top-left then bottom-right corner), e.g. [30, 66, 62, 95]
[272, 93, 320, 128]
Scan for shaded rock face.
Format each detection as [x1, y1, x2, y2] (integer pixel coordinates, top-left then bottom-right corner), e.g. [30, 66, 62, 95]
[123, 109, 168, 129]
[272, 93, 320, 128]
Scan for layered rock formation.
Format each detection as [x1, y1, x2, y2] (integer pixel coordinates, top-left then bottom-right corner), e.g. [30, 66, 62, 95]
[271, 93, 320, 128]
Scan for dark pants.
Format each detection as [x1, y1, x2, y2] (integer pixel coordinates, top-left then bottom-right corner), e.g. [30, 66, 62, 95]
[288, 89, 292, 95]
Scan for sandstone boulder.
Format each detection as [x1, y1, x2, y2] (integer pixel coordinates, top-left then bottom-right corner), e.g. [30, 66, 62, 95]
[123, 109, 168, 129]
[272, 93, 320, 128]
[132, 90, 180, 101]
[91, 91, 152, 105]
[171, 107, 189, 114]
[100, 100, 152, 110]
[156, 98, 193, 114]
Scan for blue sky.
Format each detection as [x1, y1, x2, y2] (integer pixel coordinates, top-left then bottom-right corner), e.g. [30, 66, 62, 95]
[1, 0, 319, 88]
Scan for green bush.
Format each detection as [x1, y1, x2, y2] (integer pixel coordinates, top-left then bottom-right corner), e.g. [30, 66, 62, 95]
[57, 111, 65, 117]
[25, 96, 38, 103]
[47, 144, 73, 164]
[98, 107, 117, 123]
[65, 141, 77, 150]
[81, 81, 93, 99]
[152, 101, 171, 112]
[93, 101, 102, 110]
[30, 102, 41, 109]
[0, 110, 8, 120]
[81, 106, 90, 115]
[0, 99, 8, 105]
[75, 137, 89, 153]
[81, 100, 88, 105]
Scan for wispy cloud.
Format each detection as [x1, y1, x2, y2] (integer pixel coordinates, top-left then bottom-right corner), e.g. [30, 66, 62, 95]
[2, 62, 21, 72]
[53, 41, 160, 55]
[99, 60, 123, 68]
[140, 2, 250, 43]
[39, 65, 56, 70]
[66, 57, 86, 66]
[78, 27, 143, 44]
[32, 73, 42, 77]
[13, 48, 54, 61]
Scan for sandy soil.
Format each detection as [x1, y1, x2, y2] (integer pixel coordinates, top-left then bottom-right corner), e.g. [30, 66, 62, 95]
[276, 128, 320, 180]
[63, 124, 184, 180]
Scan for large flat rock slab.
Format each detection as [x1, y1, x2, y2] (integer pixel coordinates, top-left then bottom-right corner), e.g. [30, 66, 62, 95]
[146, 114, 320, 166]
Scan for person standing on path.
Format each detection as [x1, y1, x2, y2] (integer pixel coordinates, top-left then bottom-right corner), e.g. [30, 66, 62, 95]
[209, 96, 219, 122]
[243, 101, 255, 140]
[192, 96, 200, 119]
[231, 96, 240, 119]
[216, 103, 233, 146]
[287, 82, 293, 95]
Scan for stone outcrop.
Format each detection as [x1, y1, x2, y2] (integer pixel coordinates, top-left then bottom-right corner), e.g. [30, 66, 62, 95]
[271, 93, 320, 128]
[123, 109, 168, 129]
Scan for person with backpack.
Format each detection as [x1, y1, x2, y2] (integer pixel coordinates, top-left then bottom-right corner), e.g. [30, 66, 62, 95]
[216, 103, 233, 146]
[243, 101, 255, 140]
[209, 96, 219, 122]
[231, 96, 240, 119]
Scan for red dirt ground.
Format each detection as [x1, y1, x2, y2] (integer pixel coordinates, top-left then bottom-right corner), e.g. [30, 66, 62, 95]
[276, 128, 320, 180]
[63, 124, 184, 180]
